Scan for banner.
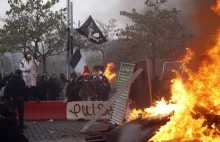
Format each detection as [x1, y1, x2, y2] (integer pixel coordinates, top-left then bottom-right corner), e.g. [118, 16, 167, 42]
[66, 101, 112, 120]
[75, 16, 107, 44]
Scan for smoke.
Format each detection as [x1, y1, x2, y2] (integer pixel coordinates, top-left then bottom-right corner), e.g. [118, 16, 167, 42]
[106, 0, 220, 72]
[181, 0, 220, 70]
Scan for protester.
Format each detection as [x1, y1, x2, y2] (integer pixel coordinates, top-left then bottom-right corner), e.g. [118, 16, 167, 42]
[20, 52, 41, 101]
[0, 103, 28, 142]
[98, 71, 108, 81]
[47, 76, 59, 100]
[78, 73, 94, 101]
[36, 75, 48, 101]
[66, 73, 81, 102]
[60, 73, 68, 90]
[96, 79, 111, 101]
[4, 70, 26, 131]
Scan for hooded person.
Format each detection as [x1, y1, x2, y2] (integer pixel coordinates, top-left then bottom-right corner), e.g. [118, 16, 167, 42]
[83, 66, 90, 76]
[0, 103, 28, 142]
[98, 71, 108, 81]
[20, 52, 41, 101]
[78, 68, 94, 101]
[4, 70, 26, 130]
[96, 78, 111, 101]
[96, 70, 110, 89]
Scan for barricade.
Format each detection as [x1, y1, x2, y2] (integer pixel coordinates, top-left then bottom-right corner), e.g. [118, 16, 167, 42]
[66, 101, 112, 120]
[23, 101, 66, 121]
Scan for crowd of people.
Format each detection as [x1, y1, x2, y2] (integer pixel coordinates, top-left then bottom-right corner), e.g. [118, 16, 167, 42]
[66, 70, 111, 102]
[0, 70, 112, 103]
[0, 52, 112, 142]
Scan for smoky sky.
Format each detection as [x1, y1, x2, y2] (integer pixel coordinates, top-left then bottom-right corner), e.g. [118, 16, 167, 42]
[0, 0, 196, 28]
[176, 0, 220, 71]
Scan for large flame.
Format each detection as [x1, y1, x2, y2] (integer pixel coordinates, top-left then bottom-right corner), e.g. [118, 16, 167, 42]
[104, 62, 117, 81]
[128, 2, 220, 142]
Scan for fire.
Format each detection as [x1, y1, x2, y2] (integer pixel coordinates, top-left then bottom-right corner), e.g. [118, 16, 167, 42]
[127, 2, 220, 142]
[104, 62, 117, 81]
[128, 98, 175, 122]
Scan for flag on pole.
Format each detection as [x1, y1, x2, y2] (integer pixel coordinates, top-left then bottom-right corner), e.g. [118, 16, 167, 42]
[69, 48, 88, 75]
[75, 16, 107, 44]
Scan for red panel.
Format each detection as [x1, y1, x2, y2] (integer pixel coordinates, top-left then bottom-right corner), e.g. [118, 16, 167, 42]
[23, 101, 66, 121]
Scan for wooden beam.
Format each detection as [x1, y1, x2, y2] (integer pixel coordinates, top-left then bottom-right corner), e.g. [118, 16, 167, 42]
[81, 69, 143, 132]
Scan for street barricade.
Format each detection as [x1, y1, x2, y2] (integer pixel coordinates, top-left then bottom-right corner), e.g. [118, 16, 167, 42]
[66, 101, 112, 120]
[23, 101, 66, 121]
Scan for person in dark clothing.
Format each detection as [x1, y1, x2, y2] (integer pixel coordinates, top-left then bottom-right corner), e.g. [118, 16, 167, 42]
[60, 73, 68, 90]
[78, 73, 94, 101]
[36, 75, 47, 101]
[96, 79, 111, 101]
[47, 76, 59, 100]
[4, 70, 26, 130]
[0, 103, 28, 142]
[75, 75, 83, 95]
[0, 74, 5, 90]
[97, 71, 110, 87]
[66, 78, 81, 102]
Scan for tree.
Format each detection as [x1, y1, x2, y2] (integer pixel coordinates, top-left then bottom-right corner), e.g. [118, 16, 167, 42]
[84, 19, 118, 64]
[119, 0, 192, 77]
[0, 0, 66, 72]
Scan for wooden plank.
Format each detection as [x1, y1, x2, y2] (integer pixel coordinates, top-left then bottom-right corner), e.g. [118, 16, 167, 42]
[81, 69, 143, 132]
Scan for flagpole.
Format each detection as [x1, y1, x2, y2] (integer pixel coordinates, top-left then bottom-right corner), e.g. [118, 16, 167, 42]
[70, 2, 74, 73]
[53, 56, 55, 74]
[67, 0, 70, 79]
[1, 54, 3, 74]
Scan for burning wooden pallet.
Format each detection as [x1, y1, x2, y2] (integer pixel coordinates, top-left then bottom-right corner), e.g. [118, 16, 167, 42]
[85, 113, 172, 142]
[192, 104, 220, 129]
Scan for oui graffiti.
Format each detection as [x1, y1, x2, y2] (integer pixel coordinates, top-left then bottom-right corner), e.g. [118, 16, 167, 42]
[69, 103, 113, 117]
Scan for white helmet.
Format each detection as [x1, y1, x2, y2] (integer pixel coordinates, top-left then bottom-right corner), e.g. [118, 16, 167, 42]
[99, 71, 103, 75]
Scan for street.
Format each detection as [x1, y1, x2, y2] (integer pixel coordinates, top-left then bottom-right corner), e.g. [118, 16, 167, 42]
[23, 121, 107, 142]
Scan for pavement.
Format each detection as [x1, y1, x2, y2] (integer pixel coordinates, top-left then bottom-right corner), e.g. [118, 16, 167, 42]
[23, 121, 108, 142]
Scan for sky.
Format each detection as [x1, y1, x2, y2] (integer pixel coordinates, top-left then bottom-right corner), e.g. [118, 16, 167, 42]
[0, 0, 194, 28]
[0, 0, 146, 28]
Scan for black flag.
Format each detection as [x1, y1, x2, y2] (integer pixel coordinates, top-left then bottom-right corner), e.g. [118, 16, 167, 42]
[69, 48, 81, 69]
[75, 16, 107, 44]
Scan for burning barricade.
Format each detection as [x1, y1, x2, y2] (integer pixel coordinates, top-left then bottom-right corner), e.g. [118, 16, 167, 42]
[85, 2, 220, 141]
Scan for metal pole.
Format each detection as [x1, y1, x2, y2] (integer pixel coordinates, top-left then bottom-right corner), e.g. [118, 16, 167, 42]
[53, 56, 55, 74]
[70, 2, 74, 73]
[78, 20, 81, 28]
[66, 0, 70, 79]
[146, 58, 152, 104]
[70, 2, 74, 55]
[1, 55, 3, 75]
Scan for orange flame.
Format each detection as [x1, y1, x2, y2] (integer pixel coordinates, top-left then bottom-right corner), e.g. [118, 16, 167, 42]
[128, 2, 220, 142]
[104, 62, 117, 81]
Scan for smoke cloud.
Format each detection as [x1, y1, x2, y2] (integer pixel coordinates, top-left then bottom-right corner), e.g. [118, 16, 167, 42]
[181, 0, 220, 70]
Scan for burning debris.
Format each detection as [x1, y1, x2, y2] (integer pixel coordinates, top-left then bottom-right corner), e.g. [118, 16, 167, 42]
[124, 20, 220, 142]
[85, 113, 172, 142]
